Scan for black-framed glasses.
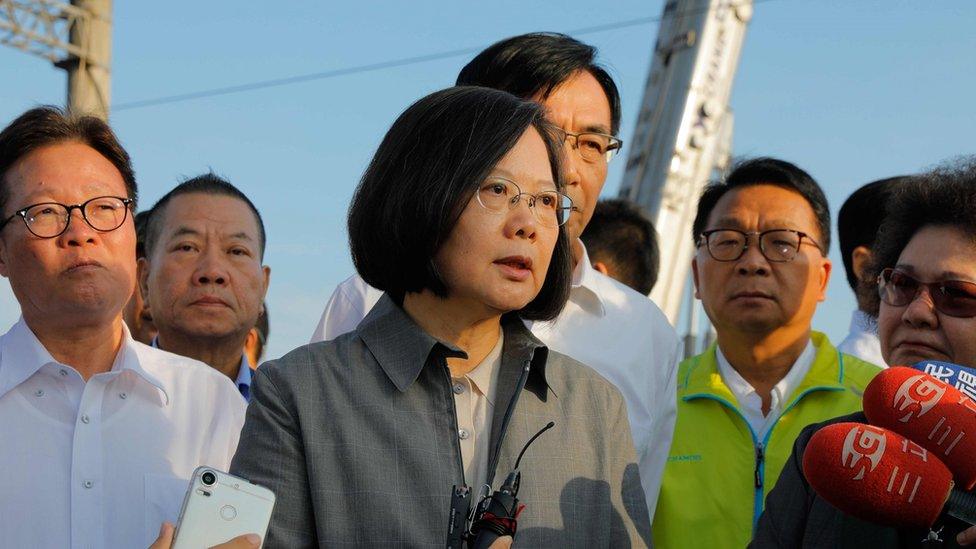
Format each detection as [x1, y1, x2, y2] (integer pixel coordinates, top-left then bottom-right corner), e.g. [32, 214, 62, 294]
[475, 177, 573, 228]
[548, 126, 623, 163]
[878, 268, 976, 318]
[698, 229, 823, 263]
[0, 196, 134, 239]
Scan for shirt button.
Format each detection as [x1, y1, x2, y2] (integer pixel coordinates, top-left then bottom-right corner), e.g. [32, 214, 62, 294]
[34, 389, 44, 397]
[59, 369, 68, 377]
[458, 428, 470, 440]
[83, 480, 93, 489]
[119, 392, 127, 400]
[81, 414, 90, 424]
[452, 383, 464, 395]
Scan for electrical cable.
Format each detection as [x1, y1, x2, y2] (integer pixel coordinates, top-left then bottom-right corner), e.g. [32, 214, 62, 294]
[113, 0, 784, 112]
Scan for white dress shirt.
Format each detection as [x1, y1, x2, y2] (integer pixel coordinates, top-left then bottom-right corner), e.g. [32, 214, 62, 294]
[716, 341, 815, 440]
[453, 332, 502, 494]
[836, 309, 886, 367]
[310, 242, 681, 521]
[0, 317, 247, 549]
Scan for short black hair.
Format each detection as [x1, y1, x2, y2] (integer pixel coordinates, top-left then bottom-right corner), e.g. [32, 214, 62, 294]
[865, 159, 976, 315]
[348, 86, 572, 321]
[457, 32, 622, 135]
[692, 157, 831, 255]
[144, 172, 266, 260]
[838, 176, 911, 291]
[0, 106, 137, 216]
[254, 303, 269, 363]
[134, 210, 151, 259]
[581, 199, 659, 294]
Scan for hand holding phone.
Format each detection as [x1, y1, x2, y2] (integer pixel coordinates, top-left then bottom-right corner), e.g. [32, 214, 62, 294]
[170, 467, 276, 549]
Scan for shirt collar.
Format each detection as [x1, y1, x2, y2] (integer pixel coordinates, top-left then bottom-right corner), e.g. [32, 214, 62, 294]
[357, 294, 550, 400]
[571, 241, 607, 317]
[715, 339, 816, 406]
[464, 331, 503, 398]
[236, 354, 253, 401]
[151, 336, 252, 401]
[0, 316, 170, 404]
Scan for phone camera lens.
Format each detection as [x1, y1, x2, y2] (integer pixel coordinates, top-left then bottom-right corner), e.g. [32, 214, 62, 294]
[201, 471, 217, 486]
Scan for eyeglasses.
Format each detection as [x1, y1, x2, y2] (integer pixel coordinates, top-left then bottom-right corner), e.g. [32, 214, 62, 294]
[0, 196, 134, 239]
[548, 127, 623, 164]
[878, 268, 976, 318]
[475, 177, 573, 228]
[698, 229, 823, 263]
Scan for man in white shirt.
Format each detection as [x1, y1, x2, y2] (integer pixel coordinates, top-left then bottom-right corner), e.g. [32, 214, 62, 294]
[835, 176, 911, 367]
[139, 173, 270, 402]
[311, 32, 681, 522]
[0, 107, 249, 548]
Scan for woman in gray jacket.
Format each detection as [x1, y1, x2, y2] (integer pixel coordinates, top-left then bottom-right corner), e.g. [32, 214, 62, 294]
[229, 86, 650, 548]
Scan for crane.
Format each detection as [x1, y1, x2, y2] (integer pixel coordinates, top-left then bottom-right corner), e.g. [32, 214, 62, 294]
[618, 0, 753, 354]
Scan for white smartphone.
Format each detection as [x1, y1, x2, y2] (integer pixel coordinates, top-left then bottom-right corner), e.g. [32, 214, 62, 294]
[172, 466, 276, 549]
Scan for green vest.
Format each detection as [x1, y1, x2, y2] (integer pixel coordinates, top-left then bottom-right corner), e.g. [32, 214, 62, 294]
[653, 332, 881, 549]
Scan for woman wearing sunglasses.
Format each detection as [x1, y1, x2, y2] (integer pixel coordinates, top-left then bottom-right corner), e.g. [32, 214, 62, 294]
[228, 86, 651, 547]
[750, 160, 976, 548]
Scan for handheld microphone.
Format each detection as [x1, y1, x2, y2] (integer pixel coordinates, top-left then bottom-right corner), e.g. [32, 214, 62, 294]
[911, 360, 976, 401]
[801, 422, 976, 529]
[863, 366, 976, 489]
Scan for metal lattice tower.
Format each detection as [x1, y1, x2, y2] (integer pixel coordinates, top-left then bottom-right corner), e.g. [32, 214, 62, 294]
[618, 0, 753, 326]
[0, 0, 112, 119]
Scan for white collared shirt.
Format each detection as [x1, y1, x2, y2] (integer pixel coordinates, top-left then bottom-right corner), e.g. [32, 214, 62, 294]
[452, 332, 503, 494]
[0, 317, 246, 549]
[716, 341, 815, 440]
[310, 242, 681, 522]
[836, 309, 886, 367]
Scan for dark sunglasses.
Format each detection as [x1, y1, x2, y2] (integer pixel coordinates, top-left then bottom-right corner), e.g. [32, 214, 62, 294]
[877, 268, 976, 318]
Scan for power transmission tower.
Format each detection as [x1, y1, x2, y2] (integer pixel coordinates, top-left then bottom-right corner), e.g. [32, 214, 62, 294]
[0, 0, 112, 119]
[619, 0, 752, 334]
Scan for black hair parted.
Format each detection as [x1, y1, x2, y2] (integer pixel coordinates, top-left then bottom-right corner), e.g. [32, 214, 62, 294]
[348, 86, 572, 321]
[0, 106, 137, 216]
[864, 158, 976, 315]
[838, 176, 913, 291]
[692, 157, 831, 255]
[457, 32, 622, 135]
[144, 172, 266, 260]
[581, 199, 659, 295]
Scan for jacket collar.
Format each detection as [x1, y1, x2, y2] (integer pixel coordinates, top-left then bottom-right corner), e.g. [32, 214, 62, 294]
[357, 294, 550, 399]
[681, 331, 845, 404]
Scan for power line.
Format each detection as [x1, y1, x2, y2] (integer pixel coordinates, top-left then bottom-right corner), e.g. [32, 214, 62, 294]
[114, 0, 779, 112]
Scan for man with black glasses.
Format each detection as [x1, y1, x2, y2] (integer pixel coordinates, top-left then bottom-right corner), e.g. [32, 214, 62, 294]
[652, 158, 881, 548]
[310, 32, 680, 524]
[0, 107, 248, 548]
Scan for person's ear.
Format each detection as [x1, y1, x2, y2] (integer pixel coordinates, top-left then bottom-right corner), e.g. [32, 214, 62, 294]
[817, 257, 833, 302]
[592, 261, 610, 276]
[138, 257, 151, 304]
[851, 246, 873, 282]
[261, 265, 271, 300]
[691, 256, 702, 300]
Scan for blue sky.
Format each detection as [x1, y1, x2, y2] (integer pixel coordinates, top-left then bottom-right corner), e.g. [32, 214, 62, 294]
[2, 0, 974, 361]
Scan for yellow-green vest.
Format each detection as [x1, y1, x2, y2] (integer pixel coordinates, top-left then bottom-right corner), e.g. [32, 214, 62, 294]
[653, 332, 881, 549]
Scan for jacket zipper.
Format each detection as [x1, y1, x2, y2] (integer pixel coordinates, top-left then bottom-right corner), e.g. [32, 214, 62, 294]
[754, 443, 764, 489]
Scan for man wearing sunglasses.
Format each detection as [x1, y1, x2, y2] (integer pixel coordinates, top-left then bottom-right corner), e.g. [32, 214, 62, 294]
[0, 107, 248, 548]
[310, 32, 681, 525]
[653, 157, 881, 549]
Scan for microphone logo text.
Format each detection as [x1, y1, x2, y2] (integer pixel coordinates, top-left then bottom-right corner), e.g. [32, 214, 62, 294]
[893, 375, 946, 423]
[841, 425, 886, 480]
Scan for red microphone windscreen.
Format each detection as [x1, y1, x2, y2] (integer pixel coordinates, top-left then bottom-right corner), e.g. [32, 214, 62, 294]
[802, 422, 952, 529]
[864, 366, 976, 489]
